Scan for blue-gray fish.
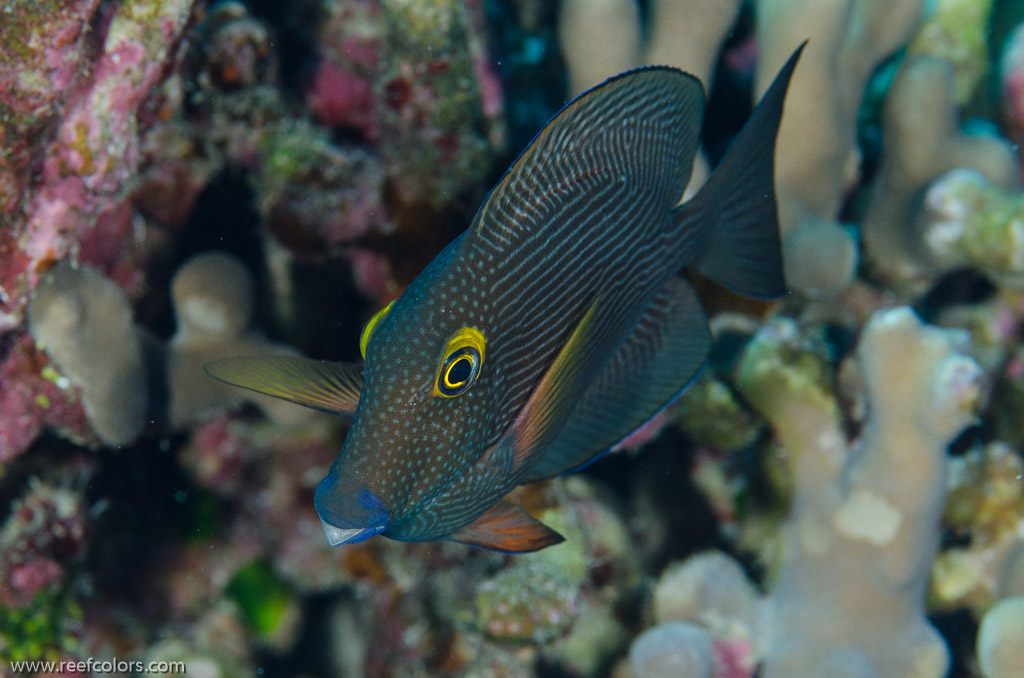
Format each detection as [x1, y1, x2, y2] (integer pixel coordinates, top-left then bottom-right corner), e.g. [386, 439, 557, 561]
[206, 46, 804, 553]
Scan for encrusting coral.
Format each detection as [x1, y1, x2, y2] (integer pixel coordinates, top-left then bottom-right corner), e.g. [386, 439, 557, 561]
[0, 479, 89, 663]
[932, 441, 1024, 614]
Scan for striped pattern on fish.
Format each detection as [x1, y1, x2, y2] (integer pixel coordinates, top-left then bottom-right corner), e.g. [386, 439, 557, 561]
[206, 44, 805, 553]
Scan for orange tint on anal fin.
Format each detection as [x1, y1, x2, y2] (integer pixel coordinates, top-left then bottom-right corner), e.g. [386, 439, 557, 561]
[448, 501, 565, 553]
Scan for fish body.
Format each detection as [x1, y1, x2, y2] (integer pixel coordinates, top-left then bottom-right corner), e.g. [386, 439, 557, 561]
[207, 46, 804, 552]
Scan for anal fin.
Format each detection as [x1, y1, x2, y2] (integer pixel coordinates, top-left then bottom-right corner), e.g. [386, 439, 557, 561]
[524, 278, 710, 482]
[448, 501, 565, 553]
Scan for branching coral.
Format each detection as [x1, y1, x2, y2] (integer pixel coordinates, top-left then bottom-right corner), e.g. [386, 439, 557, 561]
[750, 308, 981, 678]
[754, 0, 924, 296]
[167, 252, 318, 428]
[861, 57, 1019, 291]
[907, 0, 994, 105]
[558, 0, 739, 96]
[4, 2, 1024, 675]
[977, 596, 1024, 678]
[635, 309, 984, 678]
[558, 0, 740, 194]
[24, 253, 319, 448]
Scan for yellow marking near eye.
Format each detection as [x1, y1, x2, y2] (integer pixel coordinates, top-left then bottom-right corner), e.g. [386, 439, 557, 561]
[360, 300, 395, 359]
[434, 327, 486, 397]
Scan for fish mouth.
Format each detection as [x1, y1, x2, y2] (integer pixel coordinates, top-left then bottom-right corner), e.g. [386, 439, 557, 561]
[319, 519, 386, 546]
[314, 472, 390, 547]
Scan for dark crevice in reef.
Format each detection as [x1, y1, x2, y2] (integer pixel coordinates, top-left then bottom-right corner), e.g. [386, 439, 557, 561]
[246, 0, 321, 97]
[136, 170, 271, 341]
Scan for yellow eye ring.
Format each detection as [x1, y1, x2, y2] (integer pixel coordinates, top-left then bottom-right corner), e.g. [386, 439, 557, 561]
[434, 327, 485, 397]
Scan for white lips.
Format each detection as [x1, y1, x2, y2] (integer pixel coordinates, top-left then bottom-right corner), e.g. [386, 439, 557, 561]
[320, 518, 382, 546]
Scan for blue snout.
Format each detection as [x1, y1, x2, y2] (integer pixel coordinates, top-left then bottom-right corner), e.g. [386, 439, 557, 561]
[314, 472, 390, 546]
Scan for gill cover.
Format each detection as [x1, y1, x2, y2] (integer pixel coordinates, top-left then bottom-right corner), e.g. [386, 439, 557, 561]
[434, 327, 486, 397]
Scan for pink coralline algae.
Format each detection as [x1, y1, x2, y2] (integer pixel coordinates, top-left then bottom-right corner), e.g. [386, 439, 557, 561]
[0, 334, 92, 466]
[0, 480, 88, 609]
[1, 0, 196, 332]
[0, 0, 103, 215]
[313, 0, 504, 206]
[308, 62, 377, 134]
[305, 0, 381, 136]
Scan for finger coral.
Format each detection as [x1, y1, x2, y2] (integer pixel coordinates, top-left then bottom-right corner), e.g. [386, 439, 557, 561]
[862, 57, 1018, 291]
[167, 252, 318, 428]
[755, 0, 924, 296]
[634, 309, 983, 678]
[27, 263, 148, 447]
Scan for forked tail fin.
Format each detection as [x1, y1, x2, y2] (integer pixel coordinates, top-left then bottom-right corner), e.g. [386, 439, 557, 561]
[674, 42, 805, 299]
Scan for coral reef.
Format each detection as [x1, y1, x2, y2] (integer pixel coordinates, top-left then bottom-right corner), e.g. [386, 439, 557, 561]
[0, 479, 89, 663]
[976, 596, 1024, 678]
[27, 264, 147, 446]
[746, 308, 981, 678]
[2, 2, 1024, 677]
[907, 0, 994, 104]
[861, 58, 1018, 291]
[755, 0, 924, 296]
[1003, 23, 1024, 143]
[1, 0, 195, 331]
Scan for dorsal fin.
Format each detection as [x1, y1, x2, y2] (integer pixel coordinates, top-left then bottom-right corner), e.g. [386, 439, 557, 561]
[471, 66, 706, 250]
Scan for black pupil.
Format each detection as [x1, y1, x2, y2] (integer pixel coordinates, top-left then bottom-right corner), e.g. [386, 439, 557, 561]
[447, 356, 473, 385]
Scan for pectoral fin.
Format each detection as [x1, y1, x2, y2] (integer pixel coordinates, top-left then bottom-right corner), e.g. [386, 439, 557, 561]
[449, 501, 564, 553]
[205, 355, 363, 416]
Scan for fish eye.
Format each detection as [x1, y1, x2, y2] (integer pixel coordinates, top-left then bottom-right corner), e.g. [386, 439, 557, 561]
[439, 347, 480, 395]
[434, 327, 485, 397]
